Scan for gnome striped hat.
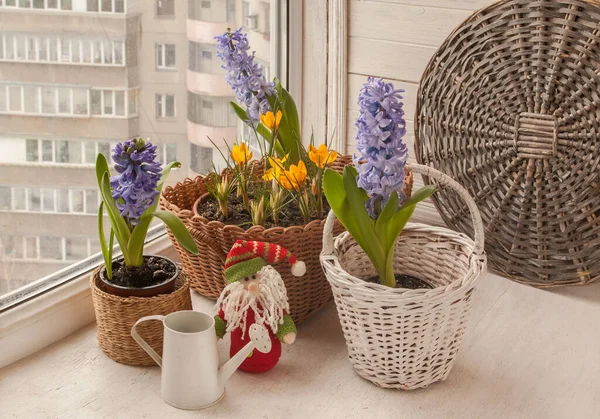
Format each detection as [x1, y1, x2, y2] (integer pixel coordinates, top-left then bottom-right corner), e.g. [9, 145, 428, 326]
[223, 240, 306, 284]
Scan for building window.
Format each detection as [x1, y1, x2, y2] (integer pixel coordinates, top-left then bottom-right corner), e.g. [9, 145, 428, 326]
[0, 34, 126, 67]
[189, 42, 220, 73]
[0, 185, 100, 214]
[155, 44, 176, 70]
[156, 0, 174, 16]
[155, 143, 177, 165]
[201, 1, 210, 8]
[156, 94, 176, 118]
[188, 92, 237, 127]
[0, 0, 126, 12]
[190, 143, 213, 174]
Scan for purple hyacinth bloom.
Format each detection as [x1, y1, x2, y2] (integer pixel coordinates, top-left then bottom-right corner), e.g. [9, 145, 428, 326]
[110, 138, 162, 225]
[215, 28, 276, 123]
[353, 77, 408, 219]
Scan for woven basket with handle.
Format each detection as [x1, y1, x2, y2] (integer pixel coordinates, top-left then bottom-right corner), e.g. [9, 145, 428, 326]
[321, 163, 486, 390]
[160, 156, 413, 324]
[415, 0, 600, 287]
[90, 267, 192, 366]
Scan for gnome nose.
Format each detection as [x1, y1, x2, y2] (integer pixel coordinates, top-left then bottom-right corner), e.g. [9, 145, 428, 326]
[248, 281, 260, 293]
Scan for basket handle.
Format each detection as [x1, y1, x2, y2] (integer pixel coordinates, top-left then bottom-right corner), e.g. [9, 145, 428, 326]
[322, 162, 485, 257]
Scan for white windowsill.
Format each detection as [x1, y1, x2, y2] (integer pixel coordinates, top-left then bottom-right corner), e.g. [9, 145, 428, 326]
[0, 233, 177, 369]
[2, 269, 600, 417]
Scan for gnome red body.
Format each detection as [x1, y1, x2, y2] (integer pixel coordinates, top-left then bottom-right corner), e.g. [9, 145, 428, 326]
[214, 240, 305, 373]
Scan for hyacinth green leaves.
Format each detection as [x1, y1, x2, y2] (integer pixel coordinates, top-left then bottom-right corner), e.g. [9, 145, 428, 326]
[96, 154, 198, 279]
[323, 166, 435, 288]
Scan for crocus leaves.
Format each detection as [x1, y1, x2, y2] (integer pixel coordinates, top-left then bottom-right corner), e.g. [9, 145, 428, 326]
[323, 166, 435, 288]
[96, 154, 198, 279]
[230, 78, 301, 162]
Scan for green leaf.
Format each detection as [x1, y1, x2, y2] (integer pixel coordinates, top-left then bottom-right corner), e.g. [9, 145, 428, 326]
[374, 191, 398, 251]
[96, 155, 132, 264]
[400, 185, 436, 209]
[386, 204, 416, 253]
[342, 166, 386, 269]
[273, 80, 301, 162]
[98, 202, 112, 279]
[157, 161, 181, 192]
[148, 210, 199, 255]
[230, 101, 250, 122]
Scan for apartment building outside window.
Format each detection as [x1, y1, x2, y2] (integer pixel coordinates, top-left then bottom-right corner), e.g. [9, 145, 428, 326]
[155, 43, 176, 70]
[189, 42, 220, 74]
[155, 94, 175, 118]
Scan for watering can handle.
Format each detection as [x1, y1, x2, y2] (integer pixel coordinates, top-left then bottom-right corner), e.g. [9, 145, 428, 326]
[131, 315, 165, 368]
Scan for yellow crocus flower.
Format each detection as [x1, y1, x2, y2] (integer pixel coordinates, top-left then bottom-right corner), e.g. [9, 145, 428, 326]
[279, 161, 307, 191]
[230, 142, 253, 167]
[308, 144, 339, 169]
[260, 110, 283, 130]
[262, 154, 289, 181]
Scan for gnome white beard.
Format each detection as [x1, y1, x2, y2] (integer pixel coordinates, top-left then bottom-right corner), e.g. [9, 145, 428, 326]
[215, 265, 290, 338]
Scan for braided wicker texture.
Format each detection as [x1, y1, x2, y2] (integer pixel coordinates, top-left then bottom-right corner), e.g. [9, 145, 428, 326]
[90, 268, 192, 366]
[415, 0, 600, 287]
[160, 156, 413, 324]
[321, 163, 486, 390]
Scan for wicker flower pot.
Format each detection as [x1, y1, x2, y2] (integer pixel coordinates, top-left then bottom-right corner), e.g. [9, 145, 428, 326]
[90, 266, 192, 366]
[160, 156, 413, 324]
[320, 163, 486, 390]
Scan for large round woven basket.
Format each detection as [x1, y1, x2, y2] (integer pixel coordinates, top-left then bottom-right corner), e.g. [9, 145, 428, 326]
[90, 267, 192, 366]
[161, 156, 413, 324]
[415, 0, 600, 287]
[321, 163, 486, 390]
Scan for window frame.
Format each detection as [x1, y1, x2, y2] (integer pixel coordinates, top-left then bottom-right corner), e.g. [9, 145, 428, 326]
[0, 0, 303, 369]
[155, 43, 176, 70]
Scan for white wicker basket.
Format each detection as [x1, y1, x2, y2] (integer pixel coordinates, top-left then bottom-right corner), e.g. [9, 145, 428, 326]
[320, 163, 487, 390]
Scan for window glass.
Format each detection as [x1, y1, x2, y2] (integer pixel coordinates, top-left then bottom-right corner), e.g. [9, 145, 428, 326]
[87, 0, 98, 12]
[73, 89, 88, 115]
[24, 237, 38, 259]
[26, 139, 39, 162]
[41, 88, 56, 114]
[41, 188, 56, 212]
[71, 39, 81, 63]
[70, 189, 84, 213]
[103, 90, 113, 114]
[24, 86, 39, 113]
[29, 188, 41, 212]
[157, 0, 174, 16]
[9, 86, 22, 112]
[0, 0, 286, 305]
[90, 90, 101, 115]
[115, 91, 125, 116]
[166, 94, 175, 117]
[0, 87, 6, 112]
[58, 88, 71, 114]
[13, 188, 27, 211]
[40, 236, 61, 260]
[0, 187, 10, 211]
[57, 189, 69, 213]
[85, 190, 97, 214]
[165, 44, 176, 67]
[84, 142, 96, 164]
[65, 237, 88, 261]
[114, 41, 124, 65]
[41, 140, 53, 162]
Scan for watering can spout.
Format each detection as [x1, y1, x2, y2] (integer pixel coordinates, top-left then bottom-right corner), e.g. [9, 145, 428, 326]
[217, 323, 273, 388]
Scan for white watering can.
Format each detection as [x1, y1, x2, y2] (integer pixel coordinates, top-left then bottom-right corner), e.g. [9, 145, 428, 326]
[131, 310, 271, 410]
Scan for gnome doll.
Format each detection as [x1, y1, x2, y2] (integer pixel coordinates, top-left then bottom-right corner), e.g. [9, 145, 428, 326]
[214, 240, 305, 373]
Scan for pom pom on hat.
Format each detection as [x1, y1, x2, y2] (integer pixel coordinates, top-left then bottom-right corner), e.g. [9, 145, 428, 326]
[291, 260, 306, 277]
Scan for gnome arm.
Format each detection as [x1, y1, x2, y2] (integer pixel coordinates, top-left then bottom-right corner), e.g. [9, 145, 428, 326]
[275, 313, 297, 342]
[214, 308, 227, 339]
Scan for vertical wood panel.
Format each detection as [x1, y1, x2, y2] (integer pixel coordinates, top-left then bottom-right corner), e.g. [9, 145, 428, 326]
[302, 0, 328, 145]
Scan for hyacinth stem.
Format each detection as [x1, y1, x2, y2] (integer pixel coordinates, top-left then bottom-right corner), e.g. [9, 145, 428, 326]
[382, 252, 396, 288]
